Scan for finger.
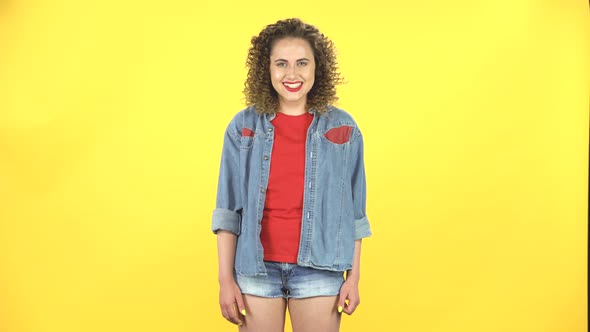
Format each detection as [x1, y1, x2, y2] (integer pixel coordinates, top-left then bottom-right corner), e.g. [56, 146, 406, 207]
[235, 292, 246, 316]
[344, 299, 359, 315]
[221, 306, 231, 322]
[223, 304, 239, 324]
[229, 303, 243, 325]
[222, 305, 234, 323]
[337, 292, 347, 313]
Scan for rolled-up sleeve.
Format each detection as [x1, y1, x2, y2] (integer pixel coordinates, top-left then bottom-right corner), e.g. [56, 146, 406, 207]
[212, 208, 241, 235]
[350, 128, 372, 240]
[211, 118, 242, 236]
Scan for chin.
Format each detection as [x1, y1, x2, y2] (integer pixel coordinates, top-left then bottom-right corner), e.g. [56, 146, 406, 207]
[280, 94, 303, 101]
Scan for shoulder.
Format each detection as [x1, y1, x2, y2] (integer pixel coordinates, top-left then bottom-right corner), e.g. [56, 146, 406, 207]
[318, 105, 362, 132]
[318, 106, 365, 142]
[321, 105, 359, 126]
[228, 105, 258, 123]
[225, 105, 260, 134]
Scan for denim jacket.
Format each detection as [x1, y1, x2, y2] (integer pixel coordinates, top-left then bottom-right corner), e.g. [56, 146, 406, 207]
[212, 105, 372, 276]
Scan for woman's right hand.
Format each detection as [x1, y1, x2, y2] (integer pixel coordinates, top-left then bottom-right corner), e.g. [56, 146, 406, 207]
[219, 277, 246, 325]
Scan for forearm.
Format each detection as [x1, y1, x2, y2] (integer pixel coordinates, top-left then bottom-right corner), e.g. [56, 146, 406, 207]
[217, 230, 238, 283]
[346, 239, 362, 282]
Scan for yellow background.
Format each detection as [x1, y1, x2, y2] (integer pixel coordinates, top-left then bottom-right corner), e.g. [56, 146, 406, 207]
[0, 0, 588, 331]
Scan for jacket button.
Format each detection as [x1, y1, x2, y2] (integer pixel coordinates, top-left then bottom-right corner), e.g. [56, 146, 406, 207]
[264, 155, 269, 160]
[261, 188, 266, 193]
[267, 128, 273, 132]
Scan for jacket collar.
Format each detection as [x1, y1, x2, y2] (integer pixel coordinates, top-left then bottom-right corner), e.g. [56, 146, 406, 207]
[265, 106, 330, 121]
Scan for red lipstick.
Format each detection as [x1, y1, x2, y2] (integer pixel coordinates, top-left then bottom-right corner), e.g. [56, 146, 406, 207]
[282, 81, 303, 92]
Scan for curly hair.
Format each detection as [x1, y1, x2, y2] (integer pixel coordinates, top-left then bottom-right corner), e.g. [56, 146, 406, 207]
[243, 18, 344, 115]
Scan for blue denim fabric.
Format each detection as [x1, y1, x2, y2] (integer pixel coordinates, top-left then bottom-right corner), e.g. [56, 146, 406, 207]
[235, 261, 344, 299]
[212, 105, 372, 276]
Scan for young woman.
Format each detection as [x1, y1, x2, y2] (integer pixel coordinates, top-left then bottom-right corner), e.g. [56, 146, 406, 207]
[212, 18, 372, 332]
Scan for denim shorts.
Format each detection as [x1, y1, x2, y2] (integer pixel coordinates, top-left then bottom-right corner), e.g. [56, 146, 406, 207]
[235, 261, 345, 299]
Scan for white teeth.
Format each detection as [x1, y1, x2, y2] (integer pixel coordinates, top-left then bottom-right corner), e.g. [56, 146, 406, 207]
[283, 82, 302, 88]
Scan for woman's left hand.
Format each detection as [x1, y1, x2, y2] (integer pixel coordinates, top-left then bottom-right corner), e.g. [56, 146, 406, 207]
[337, 277, 360, 315]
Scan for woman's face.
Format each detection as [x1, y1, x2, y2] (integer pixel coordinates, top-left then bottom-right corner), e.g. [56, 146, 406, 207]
[269, 37, 315, 109]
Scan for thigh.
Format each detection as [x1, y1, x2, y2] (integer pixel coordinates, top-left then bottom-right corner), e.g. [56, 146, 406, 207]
[288, 296, 341, 332]
[239, 295, 287, 332]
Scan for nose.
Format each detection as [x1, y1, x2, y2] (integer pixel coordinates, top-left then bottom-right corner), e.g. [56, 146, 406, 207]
[286, 64, 297, 78]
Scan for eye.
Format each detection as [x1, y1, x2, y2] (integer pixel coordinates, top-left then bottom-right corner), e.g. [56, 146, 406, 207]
[297, 61, 308, 67]
[276, 62, 287, 68]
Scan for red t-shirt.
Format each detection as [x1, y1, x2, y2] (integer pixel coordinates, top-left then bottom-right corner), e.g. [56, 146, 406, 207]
[260, 111, 314, 263]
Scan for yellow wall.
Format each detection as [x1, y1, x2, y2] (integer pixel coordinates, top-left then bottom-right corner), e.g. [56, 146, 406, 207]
[0, 1, 588, 331]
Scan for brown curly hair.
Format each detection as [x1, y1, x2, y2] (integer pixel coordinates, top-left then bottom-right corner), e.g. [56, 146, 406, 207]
[243, 18, 344, 115]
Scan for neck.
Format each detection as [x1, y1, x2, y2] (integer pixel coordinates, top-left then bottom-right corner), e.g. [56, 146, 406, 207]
[278, 99, 307, 116]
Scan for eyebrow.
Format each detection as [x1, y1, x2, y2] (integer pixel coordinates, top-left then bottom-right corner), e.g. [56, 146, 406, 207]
[273, 58, 311, 62]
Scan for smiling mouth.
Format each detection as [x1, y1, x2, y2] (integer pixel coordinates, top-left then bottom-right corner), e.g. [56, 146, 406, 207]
[283, 82, 303, 92]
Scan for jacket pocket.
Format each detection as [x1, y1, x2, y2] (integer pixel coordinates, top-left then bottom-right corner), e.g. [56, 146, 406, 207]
[240, 128, 255, 149]
[322, 125, 353, 144]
